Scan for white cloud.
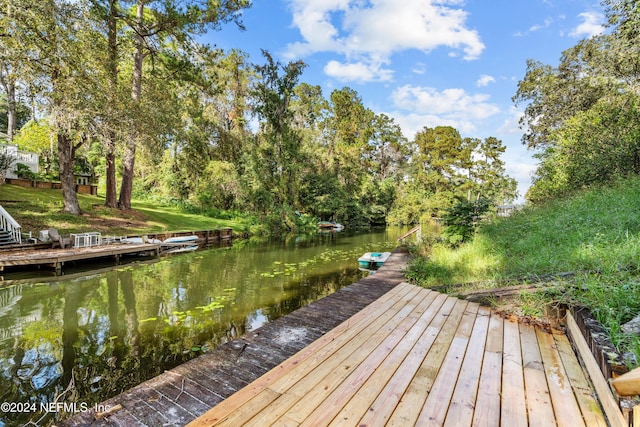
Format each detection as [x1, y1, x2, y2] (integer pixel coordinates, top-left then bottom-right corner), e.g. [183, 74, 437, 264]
[411, 62, 427, 75]
[384, 85, 500, 138]
[285, 0, 484, 82]
[477, 74, 496, 87]
[387, 111, 477, 140]
[498, 107, 525, 135]
[324, 60, 394, 83]
[391, 85, 500, 121]
[569, 11, 605, 38]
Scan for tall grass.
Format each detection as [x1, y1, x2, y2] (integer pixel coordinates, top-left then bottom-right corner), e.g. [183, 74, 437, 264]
[406, 177, 640, 365]
[409, 177, 640, 287]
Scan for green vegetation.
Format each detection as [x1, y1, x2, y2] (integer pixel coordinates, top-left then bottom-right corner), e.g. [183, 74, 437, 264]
[0, 184, 253, 235]
[406, 1, 640, 365]
[514, 1, 640, 203]
[0, 1, 516, 232]
[407, 177, 640, 366]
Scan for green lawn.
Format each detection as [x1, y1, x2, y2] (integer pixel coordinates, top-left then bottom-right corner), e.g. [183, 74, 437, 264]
[0, 184, 251, 235]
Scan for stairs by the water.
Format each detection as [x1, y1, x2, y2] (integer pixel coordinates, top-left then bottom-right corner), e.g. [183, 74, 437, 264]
[0, 203, 22, 246]
[0, 228, 17, 246]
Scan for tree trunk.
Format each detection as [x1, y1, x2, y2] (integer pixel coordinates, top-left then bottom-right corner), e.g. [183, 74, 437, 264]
[0, 61, 16, 141]
[58, 132, 81, 215]
[118, 1, 144, 210]
[5, 78, 16, 141]
[105, 0, 119, 208]
[105, 135, 118, 207]
[118, 141, 135, 209]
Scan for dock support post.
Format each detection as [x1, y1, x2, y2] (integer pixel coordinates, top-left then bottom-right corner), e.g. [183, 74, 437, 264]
[55, 262, 62, 275]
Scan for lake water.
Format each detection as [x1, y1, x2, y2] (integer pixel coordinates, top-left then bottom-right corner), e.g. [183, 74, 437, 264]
[0, 227, 406, 426]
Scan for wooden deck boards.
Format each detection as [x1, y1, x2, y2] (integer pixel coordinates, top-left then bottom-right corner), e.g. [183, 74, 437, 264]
[190, 283, 608, 427]
[0, 243, 160, 273]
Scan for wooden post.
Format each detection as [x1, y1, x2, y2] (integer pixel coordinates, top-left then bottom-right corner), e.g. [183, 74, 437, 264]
[612, 367, 640, 397]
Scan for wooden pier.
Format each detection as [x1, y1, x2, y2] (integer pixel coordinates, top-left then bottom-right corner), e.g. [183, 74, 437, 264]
[189, 283, 610, 427]
[0, 228, 234, 275]
[0, 243, 160, 274]
[62, 249, 622, 426]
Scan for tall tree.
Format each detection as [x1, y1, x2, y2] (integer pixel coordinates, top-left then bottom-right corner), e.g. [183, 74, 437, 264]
[0, 60, 16, 141]
[327, 87, 374, 192]
[2, 0, 107, 214]
[116, 0, 251, 209]
[473, 136, 518, 203]
[251, 50, 306, 212]
[514, 0, 640, 202]
[414, 126, 466, 194]
[368, 113, 408, 181]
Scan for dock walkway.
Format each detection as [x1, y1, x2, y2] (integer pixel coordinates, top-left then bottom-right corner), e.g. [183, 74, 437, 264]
[0, 229, 233, 275]
[189, 282, 607, 427]
[0, 243, 160, 274]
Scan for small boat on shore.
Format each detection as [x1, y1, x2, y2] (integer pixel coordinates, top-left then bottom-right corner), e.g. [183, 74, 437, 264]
[162, 244, 199, 254]
[122, 237, 162, 244]
[318, 221, 344, 231]
[163, 235, 198, 244]
[358, 252, 391, 269]
[161, 235, 199, 254]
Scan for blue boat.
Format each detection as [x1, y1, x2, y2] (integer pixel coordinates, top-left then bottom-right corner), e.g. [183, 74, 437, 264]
[358, 252, 391, 269]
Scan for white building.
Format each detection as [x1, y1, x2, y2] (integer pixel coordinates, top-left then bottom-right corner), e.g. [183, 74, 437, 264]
[0, 143, 39, 179]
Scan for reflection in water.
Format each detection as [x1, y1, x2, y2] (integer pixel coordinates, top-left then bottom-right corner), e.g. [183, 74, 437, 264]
[0, 228, 404, 426]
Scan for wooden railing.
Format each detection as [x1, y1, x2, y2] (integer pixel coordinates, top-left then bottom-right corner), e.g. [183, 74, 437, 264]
[0, 204, 21, 244]
[397, 225, 421, 241]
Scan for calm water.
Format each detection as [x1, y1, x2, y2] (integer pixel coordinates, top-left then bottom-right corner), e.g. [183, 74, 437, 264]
[0, 228, 405, 426]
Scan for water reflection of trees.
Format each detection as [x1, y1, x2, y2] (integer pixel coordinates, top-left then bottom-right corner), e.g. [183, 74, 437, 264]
[0, 234, 387, 426]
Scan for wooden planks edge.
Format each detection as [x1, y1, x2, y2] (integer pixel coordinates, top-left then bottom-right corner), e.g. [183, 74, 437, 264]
[566, 311, 627, 427]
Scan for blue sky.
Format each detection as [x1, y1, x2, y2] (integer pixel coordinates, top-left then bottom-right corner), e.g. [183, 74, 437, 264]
[207, 0, 607, 200]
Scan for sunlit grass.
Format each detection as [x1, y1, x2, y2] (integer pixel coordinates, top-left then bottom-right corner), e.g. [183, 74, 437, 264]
[406, 177, 640, 366]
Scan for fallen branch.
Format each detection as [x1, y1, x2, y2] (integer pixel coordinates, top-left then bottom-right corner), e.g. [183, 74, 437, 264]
[95, 403, 123, 420]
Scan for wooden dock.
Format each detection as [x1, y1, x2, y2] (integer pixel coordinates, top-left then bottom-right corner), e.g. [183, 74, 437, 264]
[60, 249, 619, 426]
[0, 228, 234, 275]
[188, 282, 609, 427]
[0, 243, 160, 274]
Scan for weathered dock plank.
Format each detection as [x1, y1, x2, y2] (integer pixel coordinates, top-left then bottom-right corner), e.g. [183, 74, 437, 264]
[499, 317, 528, 427]
[0, 243, 160, 274]
[417, 303, 479, 427]
[521, 321, 556, 427]
[471, 311, 504, 427]
[358, 292, 449, 426]
[443, 305, 491, 427]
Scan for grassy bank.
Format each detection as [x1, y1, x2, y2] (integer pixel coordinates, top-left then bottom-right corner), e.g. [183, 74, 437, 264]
[0, 184, 254, 235]
[407, 177, 640, 366]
